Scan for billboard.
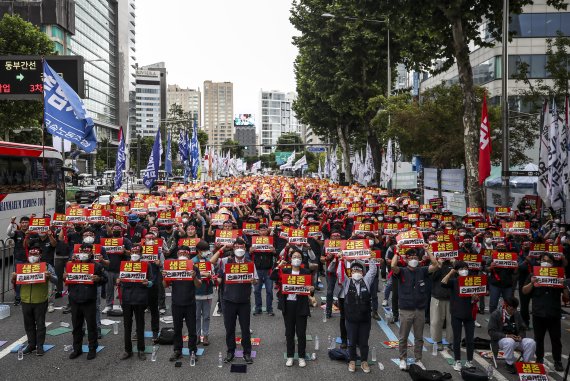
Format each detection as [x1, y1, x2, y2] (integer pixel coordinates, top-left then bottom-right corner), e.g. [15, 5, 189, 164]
[234, 114, 255, 126]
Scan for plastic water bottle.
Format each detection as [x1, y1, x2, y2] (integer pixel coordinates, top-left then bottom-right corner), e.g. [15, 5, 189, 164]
[190, 351, 196, 366]
[113, 322, 118, 335]
[327, 335, 332, 349]
[64, 345, 73, 352]
[371, 346, 377, 362]
[218, 352, 223, 368]
[432, 343, 438, 356]
[322, 309, 327, 323]
[386, 309, 393, 323]
[314, 335, 320, 351]
[151, 345, 158, 362]
[486, 364, 494, 380]
[378, 361, 385, 370]
[17, 346, 23, 360]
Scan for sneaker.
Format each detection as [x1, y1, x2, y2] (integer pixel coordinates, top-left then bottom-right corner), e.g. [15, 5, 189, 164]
[286, 357, 294, 367]
[54, 291, 62, 299]
[102, 306, 111, 314]
[415, 360, 426, 370]
[224, 352, 235, 363]
[348, 360, 356, 372]
[169, 351, 182, 362]
[86, 350, 96, 360]
[47, 303, 55, 313]
[159, 308, 166, 315]
[505, 363, 517, 374]
[69, 350, 83, 359]
[453, 361, 462, 372]
[299, 358, 306, 368]
[371, 311, 381, 321]
[555, 361, 564, 372]
[202, 336, 209, 346]
[326, 312, 332, 319]
[13, 299, 21, 307]
[361, 361, 370, 373]
[137, 351, 146, 361]
[22, 345, 35, 355]
[244, 353, 253, 364]
[437, 343, 444, 351]
[382, 299, 388, 307]
[267, 311, 275, 316]
[399, 359, 407, 371]
[120, 351, 133, 360]
[62, 305, 72, 314]
[464, 361, 474, 368]
[253, 310, 262, 316]
[36, 347, 45, 356]
[131, 333, 137, 341]
[474, 320, 481, 328]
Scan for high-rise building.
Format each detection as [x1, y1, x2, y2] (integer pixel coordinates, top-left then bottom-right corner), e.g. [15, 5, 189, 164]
[141, 62, 167, 122]
[203, 80, 233, 147]
[234, 114, 257, 157]
[258, 90, 306, 155]
[135, 68, 161, 138]
[167, 84, 201, 125]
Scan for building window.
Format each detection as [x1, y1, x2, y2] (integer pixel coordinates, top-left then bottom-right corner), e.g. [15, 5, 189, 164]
[510, 12, 570, 37]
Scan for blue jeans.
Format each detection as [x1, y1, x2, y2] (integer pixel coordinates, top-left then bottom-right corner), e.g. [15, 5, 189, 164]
[254, 269, 273, 313]
[489, 285, 513, 314]
[326, 272, 337, 314]
[384, 277, 392, 301]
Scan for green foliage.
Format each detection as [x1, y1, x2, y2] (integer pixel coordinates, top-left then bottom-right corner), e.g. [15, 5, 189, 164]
[260, 153, 278, 170]
[221, 139, 244, 157]
[276, 132, 304, 152]
[0, 14, 56, 141]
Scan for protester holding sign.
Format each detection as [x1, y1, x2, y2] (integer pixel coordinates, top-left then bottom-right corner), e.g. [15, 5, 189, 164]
[391, 246, 438, 371]
[193, 240, 215, 346]
[11, 245, 58, 356]
[117, 246, 155, 360]
[102, 224, 132, 314]
[163, 245, 202, 361]
[488, 249, 518, 314]
[522, 253, 570, 371]
[441, 261, 476, 372]
[488, 297, 535, 374]
[271, 248, 314, 367]
[338, 259, 377, 373]
[252, 223, 278, 316]
[7, 216, 30, 306]
[65, 243, 107, 360]
[213, 238, 258, 364]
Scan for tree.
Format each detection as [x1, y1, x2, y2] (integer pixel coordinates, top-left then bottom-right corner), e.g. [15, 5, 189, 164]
[381, 0, 566, 207]
[276, 132, 304, 152]
[291, 0, 398, 183]
[0, 14, 56, 141]
[221, 139, 244, 157]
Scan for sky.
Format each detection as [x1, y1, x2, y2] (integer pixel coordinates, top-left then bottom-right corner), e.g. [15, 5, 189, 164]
[136, 0, 300, 118]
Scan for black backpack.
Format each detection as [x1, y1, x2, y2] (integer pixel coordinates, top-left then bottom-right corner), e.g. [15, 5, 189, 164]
[461, 366, 489, 381]
[408, 364, 452, 381]
[327, 348, 350, 362]
[461, 336, 491, 350]
[157, 327, 175, 345]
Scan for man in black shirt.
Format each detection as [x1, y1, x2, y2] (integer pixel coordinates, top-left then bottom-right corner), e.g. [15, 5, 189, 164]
[6, 216, 30, 306]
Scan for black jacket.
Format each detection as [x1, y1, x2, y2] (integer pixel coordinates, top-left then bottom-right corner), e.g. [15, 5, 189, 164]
[120, 265, 153, 305]
[488, 308, 527, 345]
[169, 265, 201, 306]
[68, 261, 107, 303]
[271, 266, 310, 316]
[430, 262, 452, 300]
[524, 274, 564, 318]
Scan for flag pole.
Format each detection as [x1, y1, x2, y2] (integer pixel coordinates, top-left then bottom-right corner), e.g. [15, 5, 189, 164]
[41, 57, 47, 216]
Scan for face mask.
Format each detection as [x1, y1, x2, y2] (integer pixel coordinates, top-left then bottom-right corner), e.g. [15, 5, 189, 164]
[431, 222, 437, 227]
[182, 218, 189, 223]
[291, 258, 302, 267]
[351, 272, 363, 281]
[395, 218, 401, 223]
[368, 239, 375, 246]
[485, 238, 492, 245]
[201, 251, 210, 258]
[129, 221, 137, 227]
[378, 216, 384, 221]
[555, 219, 561, 224]
[460, 232, 466, 237]
[408, 259, 419, 268]
[234, 248, 246, 258]
[28, 255, 39, 263]
[83, 236, 95, 244]
[146, 239, 154, 245]
[458, 269, 469, 276]
[75, 226, 82, 232]
[78, 253, 90, 261]
[178, 256, 189, 260]
[113, 231, 122, 237]
[541, 261, 552, 267]
[130, 254, 141, 262]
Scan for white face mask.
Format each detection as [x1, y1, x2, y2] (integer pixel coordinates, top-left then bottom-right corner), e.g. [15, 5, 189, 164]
[78, 253, 90, 261]
[485, 238, 492, 245]
[555, 219, 561, 224]
[540, 261, 552, 267]
[146, 239, 154, 245]
[130, 254, 141, 262]
[368, 239, 375, 246]
[201, 251, 210, 258]
[83, 236, 95, 244]
[28, 255, 40, 263]
[351, 272, 363, 281]
[395, 218, 401, 223]
[458, 269, 469, 276]
[460, 232, 466, 237]
[182, 218, 189, 223]
[378, 216, 384, 221]
[234, 248, 246, 258]
[431, 222, 437, 227]
[178, 256, 188, 260]
[408, 259, 419, 268]
[291, 258, 302, 267]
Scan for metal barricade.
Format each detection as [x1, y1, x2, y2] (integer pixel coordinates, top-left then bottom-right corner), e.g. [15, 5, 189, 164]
[1, 238, 15, 303]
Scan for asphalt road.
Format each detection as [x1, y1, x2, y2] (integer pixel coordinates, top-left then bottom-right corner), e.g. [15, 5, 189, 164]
[0, 280, 569, 381]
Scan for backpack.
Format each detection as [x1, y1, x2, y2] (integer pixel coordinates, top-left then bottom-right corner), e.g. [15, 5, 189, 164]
[327, 348, 350, 362]
[408, 364, 452, 381]
[157, 327, 175, 345]
[461, 336, 491, 350]
[461, 366, 489, 381]
[107, 309, 123, 317]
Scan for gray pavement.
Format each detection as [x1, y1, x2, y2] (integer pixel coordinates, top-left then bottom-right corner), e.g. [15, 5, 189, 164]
[0, 280, 569, 381]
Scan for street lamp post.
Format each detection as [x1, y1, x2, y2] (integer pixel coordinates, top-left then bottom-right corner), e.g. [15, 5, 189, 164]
[501, 0, 510, 206]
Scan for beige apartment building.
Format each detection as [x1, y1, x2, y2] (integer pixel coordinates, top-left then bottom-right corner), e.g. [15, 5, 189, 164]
[203, 80, 234, 146]
[167, 85, 201, 126]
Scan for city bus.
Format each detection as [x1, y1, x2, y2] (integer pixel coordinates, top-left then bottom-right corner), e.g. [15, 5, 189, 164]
[0, 142, 65, 240]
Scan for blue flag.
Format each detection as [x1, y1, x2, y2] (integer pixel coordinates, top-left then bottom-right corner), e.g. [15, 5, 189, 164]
[165, 131, 172, 176]
[114, 127, 126, 191]
[179, 129, 188, 162]
[143, 129, 162, 189]
[43, 61, 97, 153]
[190, 121, 199, 180]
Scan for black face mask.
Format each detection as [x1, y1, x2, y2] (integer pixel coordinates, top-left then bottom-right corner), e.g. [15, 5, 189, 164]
[74, 226, 82, 232]
[129, 222, 138, 227]
[113, 231, 122, 237]
[93, 224, 101, 229]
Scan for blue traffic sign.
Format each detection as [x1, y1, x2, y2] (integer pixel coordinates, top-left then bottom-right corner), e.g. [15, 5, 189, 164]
[307, 146, 326, 153]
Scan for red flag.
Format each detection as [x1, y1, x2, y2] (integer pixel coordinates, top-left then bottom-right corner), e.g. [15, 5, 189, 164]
[478, 94, 491, 185]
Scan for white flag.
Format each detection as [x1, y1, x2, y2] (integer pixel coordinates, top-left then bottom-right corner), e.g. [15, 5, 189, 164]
[380, 139, 394, 187]
[549, 101, 564, 209]
[324, 154, 330, 178]
[363, 142, 374, 184]
[538, 100, 550, 206]
[329, 148, 338, 183]
[318, 159, 322, 179]
[251, 160, 261, 173]
[293, 155, 307, 171]
[563, 95, 570, 195]
[280, 151, 296, 170]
